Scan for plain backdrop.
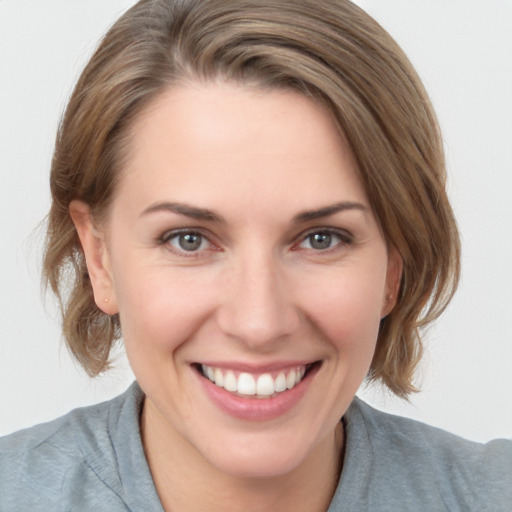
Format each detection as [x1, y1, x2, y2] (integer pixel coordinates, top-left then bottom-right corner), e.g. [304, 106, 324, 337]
[0, 0, 511, 440]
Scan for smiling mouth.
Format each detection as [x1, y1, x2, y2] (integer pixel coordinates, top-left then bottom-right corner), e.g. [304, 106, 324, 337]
[195, 362, 320, 399]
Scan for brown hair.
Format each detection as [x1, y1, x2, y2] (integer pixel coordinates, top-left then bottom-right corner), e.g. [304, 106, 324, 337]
[43, 0, 460, 396]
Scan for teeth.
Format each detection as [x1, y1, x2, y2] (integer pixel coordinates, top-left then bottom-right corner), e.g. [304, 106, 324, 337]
[286, 369, 296, 389]
[214, 368, 224, 387]
[237, 373, 256, 395]
[224, 371, 237, 392]
[201, 364, 308, 397]
[256, 374, 275, 396]
[274, 372, 287, 392]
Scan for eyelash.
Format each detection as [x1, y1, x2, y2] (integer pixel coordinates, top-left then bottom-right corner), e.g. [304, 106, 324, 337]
[158, 229, 217, 257]
[294, 228, 354, 252]
[157, 227, 354, 257]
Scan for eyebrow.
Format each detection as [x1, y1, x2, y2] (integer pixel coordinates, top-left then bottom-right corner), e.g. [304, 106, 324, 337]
[140, 201, 226, 223]
[292, 201, 368, 222]
[140, 200, 367, 224]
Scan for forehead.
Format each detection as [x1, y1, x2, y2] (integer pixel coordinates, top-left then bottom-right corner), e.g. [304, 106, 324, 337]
[115, 82, 368, 218]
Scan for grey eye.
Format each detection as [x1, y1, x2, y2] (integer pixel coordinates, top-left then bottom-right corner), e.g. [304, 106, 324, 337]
[298, 230, 351, 251]
[308, 232, 333, 250]
[171, 232, 205, 252]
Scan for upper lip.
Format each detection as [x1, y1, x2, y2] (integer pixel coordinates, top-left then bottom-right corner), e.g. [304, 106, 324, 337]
[193, 360, 319, 373]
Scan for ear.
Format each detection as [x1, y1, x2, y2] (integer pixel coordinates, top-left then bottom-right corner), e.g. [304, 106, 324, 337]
[69, 200, 119, 315]
[381, 246, 403, 318]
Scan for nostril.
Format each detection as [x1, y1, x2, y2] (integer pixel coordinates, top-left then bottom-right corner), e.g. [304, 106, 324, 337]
[216, 302, 300, 348]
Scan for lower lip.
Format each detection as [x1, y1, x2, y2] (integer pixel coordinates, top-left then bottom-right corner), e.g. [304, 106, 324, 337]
[196, 365, 319, 421]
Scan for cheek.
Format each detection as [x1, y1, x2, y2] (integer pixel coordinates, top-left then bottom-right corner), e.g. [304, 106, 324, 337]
[112, 261, 214, 354]
[298, 264, 386, 350]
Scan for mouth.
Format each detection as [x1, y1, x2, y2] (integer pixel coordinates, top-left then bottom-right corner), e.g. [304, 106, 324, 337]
[194, 361, 321, 399]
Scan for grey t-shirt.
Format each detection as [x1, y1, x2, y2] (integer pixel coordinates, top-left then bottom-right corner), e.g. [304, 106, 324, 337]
[0, 382, 510, 511]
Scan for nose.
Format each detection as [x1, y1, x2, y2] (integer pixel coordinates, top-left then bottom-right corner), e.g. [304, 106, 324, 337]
[216, 251, 300, 350]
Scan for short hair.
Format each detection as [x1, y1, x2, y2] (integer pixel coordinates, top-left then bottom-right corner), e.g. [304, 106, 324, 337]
[43, 0, 460, 397]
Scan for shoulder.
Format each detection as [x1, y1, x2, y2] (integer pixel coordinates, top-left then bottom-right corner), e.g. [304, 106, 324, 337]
[0, 383, 143, 510]
[335, 398, 512, 511]
[0, 390, 123, 455]
[353, 397, 512, 470]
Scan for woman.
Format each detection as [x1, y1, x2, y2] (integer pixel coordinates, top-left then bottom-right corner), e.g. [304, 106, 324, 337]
[0, 0, 510, 510]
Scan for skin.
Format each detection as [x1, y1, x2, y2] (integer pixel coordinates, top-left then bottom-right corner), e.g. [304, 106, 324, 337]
[71, 82, 402, 512]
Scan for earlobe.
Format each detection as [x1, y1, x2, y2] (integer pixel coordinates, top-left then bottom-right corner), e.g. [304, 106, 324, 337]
[69, 200, 119, 315]
[381, 247, 403, 318]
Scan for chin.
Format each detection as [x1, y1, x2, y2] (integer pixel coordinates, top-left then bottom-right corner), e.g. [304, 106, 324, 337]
[197, 427, 322, 480]
[208, 448, 306, 480]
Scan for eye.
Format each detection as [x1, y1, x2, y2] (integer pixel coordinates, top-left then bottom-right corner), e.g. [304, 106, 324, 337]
[298, 229, 352, 251]
[162, 230, 211, 253]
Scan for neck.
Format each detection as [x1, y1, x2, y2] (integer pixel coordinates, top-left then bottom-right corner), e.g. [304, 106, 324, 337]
[141, 400, 344, 512]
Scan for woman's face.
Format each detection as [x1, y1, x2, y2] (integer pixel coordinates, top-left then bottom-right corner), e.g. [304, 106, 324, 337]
[76, 83, 400, 478]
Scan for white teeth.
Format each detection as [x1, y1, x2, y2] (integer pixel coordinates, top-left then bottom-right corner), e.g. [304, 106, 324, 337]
[237, 373, 256, 395]
[256, 374, 275, 396]
[286, 369, 296, 389]
[274, 372, 287, 392]
[224, 371, 237, 392]
[214, 368, 224, 387]
[201, 364, 309, 397]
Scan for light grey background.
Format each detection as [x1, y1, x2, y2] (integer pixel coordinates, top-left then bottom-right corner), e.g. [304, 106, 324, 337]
[1, 1, 511, 440]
